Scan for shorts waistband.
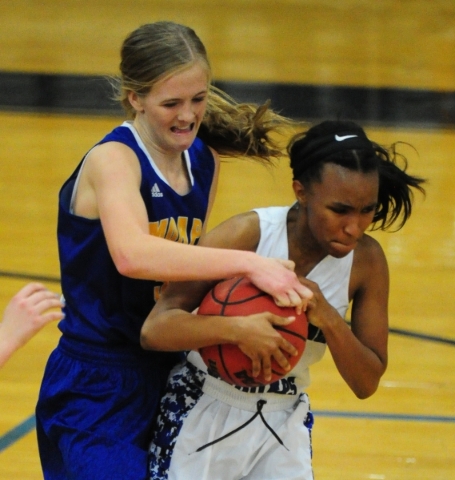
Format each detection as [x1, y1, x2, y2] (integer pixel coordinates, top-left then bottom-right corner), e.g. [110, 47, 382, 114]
[202, 374, 301, 413]
[57, 335, 170, 368]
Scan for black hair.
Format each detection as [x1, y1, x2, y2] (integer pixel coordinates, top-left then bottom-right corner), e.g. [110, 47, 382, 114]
[288, 120, 426, 231]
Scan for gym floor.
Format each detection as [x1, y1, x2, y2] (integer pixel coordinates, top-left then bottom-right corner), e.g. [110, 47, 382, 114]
[0, 1, 454, 478]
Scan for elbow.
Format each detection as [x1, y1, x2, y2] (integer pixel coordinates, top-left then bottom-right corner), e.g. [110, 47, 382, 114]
[352, 369, 386, 399]
[140, 330, 153, 350]
[353, 382, 379, 400]
[112, 249, 143, 278]
[140, 324, 160, 351]
[353, 354, 388, 399]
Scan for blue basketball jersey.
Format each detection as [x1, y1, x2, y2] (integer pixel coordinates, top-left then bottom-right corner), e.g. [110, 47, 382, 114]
[57, 122, 215, 349]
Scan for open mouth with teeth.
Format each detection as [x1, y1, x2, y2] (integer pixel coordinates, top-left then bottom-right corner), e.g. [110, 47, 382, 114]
[171, 124, 194, 133]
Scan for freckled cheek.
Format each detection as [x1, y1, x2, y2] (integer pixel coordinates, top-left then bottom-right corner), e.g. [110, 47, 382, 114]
[197, 103, 208, 120]
[148, 109, 173, 126]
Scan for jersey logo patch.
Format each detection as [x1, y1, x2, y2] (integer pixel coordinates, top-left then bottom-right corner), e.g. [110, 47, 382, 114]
[151, 183, 163, 198]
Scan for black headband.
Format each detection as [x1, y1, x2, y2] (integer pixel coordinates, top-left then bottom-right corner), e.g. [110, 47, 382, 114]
[292, 131, 375, 179]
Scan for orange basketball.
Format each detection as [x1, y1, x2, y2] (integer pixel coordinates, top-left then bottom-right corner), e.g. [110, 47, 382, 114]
[198, 277, 308, 387]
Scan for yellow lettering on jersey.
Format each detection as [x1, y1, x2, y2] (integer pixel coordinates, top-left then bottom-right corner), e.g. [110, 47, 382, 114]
[149, 217, 202, 244]
[149, 219, 169, 238]
[190, 218, 203, 244]
[177, 217, 189, 244]
[165, 218, 179, 241]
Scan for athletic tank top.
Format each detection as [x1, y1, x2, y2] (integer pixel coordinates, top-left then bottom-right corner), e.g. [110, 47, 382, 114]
[189, 205, 353, 393]
[57, 122, 215, 350]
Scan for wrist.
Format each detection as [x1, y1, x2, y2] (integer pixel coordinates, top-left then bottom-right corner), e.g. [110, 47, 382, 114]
[238, 251, 258, 279]
[215, 315, 244, 345]
[317, 307, 346, 335]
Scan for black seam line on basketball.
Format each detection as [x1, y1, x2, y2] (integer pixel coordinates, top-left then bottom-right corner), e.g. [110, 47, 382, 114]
[210, 291, 268, 311]
[221, 293, 268, 306]
[217, 277, 244, 315]
[194, 400, 289, 453]
[274, 325, 307, 343]
[217, 279, 268, 314]
[212, 293, 267, 307]
[218, 344, 235, 383]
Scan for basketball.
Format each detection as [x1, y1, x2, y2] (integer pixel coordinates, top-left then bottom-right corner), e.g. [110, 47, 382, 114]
[198, 277, 308, 387]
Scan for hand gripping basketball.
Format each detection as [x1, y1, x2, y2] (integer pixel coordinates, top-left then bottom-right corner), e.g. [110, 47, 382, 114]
[198, 277, 308, 387]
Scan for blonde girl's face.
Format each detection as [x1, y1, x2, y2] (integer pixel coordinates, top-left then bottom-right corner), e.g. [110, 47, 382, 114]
[130, 62, 209, 154]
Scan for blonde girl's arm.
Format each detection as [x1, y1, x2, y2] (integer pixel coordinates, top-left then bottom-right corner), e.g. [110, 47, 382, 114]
[78, 142, 312, 306]
[140, 211, 310, 381]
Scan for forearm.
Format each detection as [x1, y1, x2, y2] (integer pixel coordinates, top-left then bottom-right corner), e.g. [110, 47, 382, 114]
[140, 309, 239, 351]
[114, 236, 311, 308]
[113, 235, 257, 282]
[320, 312, 387, 399]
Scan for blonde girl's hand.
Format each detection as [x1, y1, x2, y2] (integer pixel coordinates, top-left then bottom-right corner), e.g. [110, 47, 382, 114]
[247, 257, 313, 314]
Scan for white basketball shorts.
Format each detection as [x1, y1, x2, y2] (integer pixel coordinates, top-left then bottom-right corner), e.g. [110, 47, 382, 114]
[149, 361, 315, 480]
